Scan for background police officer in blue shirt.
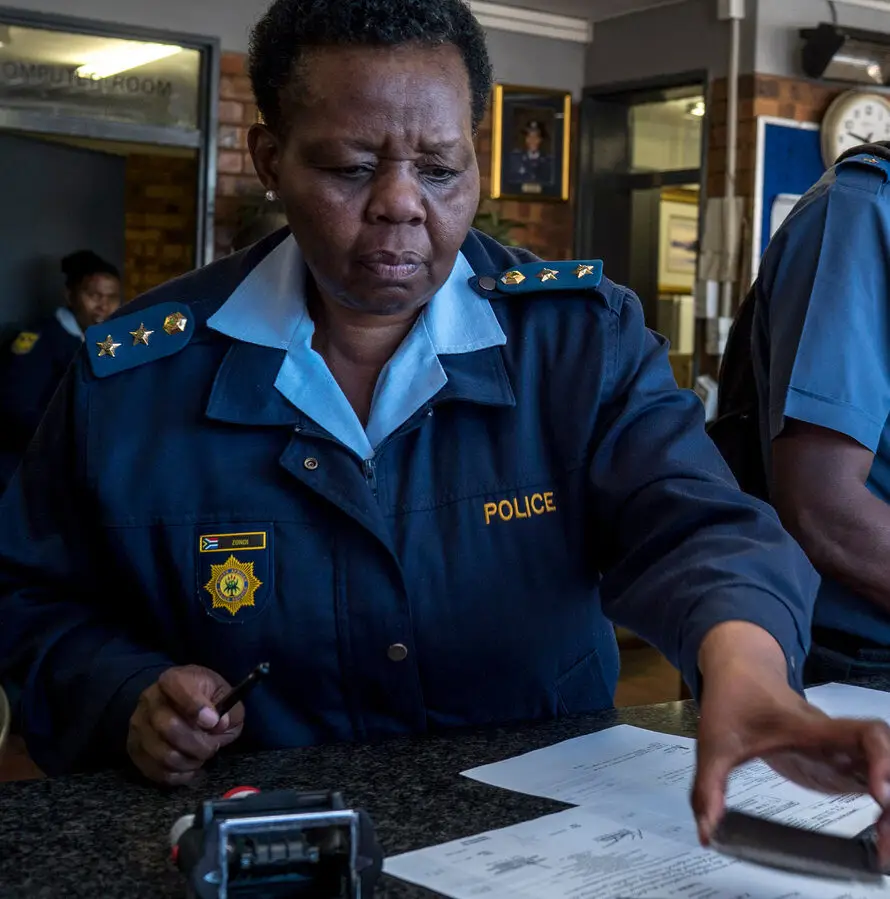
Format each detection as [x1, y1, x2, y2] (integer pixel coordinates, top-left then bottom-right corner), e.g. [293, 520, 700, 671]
[753, 148, 890, 691]
[3, 0, 890, 856]
[0, 250, 121, 490]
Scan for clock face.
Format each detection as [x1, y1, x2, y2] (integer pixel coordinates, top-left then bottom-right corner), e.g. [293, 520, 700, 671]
[823, 92, 890, 165]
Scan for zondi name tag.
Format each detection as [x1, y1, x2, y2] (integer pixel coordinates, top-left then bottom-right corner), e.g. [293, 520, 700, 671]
[200, 532, 267, 553]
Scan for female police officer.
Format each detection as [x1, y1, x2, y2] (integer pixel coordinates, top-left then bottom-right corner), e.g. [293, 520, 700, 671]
[0, 250, 120, 489]
[3, 0, 890, 855]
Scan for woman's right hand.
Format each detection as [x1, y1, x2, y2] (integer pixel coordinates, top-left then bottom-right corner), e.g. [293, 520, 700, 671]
[127, 664, 245, 785]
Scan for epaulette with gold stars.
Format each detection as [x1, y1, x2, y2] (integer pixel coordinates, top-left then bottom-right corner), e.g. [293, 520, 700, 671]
[475, 260, 604, 296]
[85, 303, 194, 379]
[836, 152, 890, 183]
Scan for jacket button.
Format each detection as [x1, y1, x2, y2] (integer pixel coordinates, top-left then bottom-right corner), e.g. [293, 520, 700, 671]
[303, 457, 319, 471]
[387, 643, 408, 662]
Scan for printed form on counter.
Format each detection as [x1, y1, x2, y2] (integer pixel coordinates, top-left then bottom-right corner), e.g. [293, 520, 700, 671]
[384, 683, 890, 898]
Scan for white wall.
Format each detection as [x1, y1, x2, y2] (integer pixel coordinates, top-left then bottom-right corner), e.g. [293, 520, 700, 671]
[3, 0, 586, 94]
[755, 0, 890, 77]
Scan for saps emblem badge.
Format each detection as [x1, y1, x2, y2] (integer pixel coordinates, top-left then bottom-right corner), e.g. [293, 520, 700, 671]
[203, 555, 262, 617]
[197, 528, 272, 623]
[10, 331, 39, 355]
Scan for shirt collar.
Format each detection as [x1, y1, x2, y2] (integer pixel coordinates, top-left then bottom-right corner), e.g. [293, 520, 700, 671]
[55, 307, 83, 340]
[207, 234, 506, 355]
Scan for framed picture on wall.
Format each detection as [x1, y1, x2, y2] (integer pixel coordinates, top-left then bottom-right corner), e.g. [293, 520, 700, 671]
[490, 84, 571, 202]
[657, 194, 699, 293]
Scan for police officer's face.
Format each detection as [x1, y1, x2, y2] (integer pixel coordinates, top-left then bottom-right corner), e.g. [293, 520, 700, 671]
[249, 44, 480, 316]
[70, 274, 121, 331]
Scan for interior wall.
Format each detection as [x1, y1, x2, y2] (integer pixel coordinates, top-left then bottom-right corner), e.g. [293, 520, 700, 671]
[585, 0, 757, 86]
[755, 0, 890, 77]
[484, 29, 587, 98]
[124, 152, 197, 300]
[3, 0, 586, 94]
[213, 52, 576, 262]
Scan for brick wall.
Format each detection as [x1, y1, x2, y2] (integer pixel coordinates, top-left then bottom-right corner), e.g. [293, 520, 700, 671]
[701, 73, 840, 369]
[124, 154, 198, 300]
[707, 74, 838, 203]
[706, 75, 757, 203]
[216, 53, 263, 258]
[214, 52, 576, 261]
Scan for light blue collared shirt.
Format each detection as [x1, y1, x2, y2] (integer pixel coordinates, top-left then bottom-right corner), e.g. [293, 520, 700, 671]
[207, 235, 507, 460]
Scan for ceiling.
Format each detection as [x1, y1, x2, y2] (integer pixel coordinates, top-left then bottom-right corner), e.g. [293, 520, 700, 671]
[492, 0, 683, 21]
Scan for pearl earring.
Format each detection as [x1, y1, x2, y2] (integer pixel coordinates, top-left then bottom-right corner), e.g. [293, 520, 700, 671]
[265, 189, 278, 202]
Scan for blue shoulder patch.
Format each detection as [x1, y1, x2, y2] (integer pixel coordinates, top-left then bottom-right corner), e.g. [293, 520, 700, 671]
[473, 260, 604, 296]
[836, 153, 890, 185]
[85, 302, 194, 379]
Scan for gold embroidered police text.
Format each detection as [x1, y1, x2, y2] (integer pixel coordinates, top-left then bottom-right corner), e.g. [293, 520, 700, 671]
[483, 492, 557, 525]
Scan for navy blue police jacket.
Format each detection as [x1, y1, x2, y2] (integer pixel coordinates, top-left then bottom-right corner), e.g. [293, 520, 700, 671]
[0, 314, 81, 492]
[0, 229, 818, 775]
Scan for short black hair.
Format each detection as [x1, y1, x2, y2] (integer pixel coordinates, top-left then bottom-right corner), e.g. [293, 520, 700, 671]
[61, 250, 119, 292]
[248, 0, 493, 135]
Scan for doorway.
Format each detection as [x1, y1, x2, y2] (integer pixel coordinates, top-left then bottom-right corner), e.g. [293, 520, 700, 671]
[575, 73, 707, 388]
[0, 10, 218, 333]
[0, 132, 125, 331]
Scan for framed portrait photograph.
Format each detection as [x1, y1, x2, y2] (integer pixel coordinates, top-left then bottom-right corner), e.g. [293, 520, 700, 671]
[490, 84, 571, 202]
[657, 197, 699, 293]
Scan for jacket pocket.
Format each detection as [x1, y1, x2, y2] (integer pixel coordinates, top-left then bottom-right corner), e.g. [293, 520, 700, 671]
[555, 649, 612, 715]
[195, 523, 274, 625]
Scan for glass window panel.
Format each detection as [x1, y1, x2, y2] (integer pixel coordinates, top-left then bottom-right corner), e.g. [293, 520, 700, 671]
[0, 24, 201, 131]
[630, 96, 703, 173]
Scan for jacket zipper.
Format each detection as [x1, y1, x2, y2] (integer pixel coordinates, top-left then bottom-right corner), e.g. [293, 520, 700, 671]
[362, 457, 378, 497]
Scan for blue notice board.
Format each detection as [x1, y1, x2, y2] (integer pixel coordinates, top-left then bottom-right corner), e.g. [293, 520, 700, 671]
[756, 120, 824, 261]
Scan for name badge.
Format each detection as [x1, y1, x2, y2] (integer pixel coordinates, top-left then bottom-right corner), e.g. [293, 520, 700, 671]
[196, 527, 273, 623]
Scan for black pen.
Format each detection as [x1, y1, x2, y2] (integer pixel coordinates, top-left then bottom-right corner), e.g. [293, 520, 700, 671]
[214, 662, 270, 716]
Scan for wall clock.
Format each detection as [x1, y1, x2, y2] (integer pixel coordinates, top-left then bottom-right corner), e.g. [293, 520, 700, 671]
[820, 89, 890, 167]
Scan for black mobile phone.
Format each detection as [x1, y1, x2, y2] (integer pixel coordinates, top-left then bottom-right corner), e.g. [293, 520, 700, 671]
[711, 810, 884, 885]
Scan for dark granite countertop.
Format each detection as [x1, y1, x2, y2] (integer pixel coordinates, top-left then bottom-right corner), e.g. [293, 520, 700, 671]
[2, 675, 888, 898]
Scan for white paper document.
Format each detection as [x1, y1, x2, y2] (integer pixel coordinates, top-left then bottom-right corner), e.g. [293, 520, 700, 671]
[385, 685, 888, 897]
[462, 724, 878, 836]
[385, 805, 888, 899]
[807, 683, 890, 723]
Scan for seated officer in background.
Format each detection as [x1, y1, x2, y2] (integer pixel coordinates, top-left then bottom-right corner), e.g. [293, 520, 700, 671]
[3, 0, 890, 854]
[0, 250, 120, 490]
[751, 145, 890, 686]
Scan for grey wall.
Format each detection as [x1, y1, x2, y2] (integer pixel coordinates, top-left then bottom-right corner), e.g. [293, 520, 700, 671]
[3, 0, 586, 94]
[585, 0, 757, 86]
[485, 29, 587, 97]
[755, 0, 890, 77]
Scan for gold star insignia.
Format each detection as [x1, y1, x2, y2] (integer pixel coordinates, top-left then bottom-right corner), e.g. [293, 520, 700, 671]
[536, 268, 559, 282]
[130, 323, 154, 346]
[501, 270, 526, 286]
[573, 264, 596, 279]
[163, 311, 187, 335]
[203, 555, 263, 617]
[96, 335, 121, 358]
